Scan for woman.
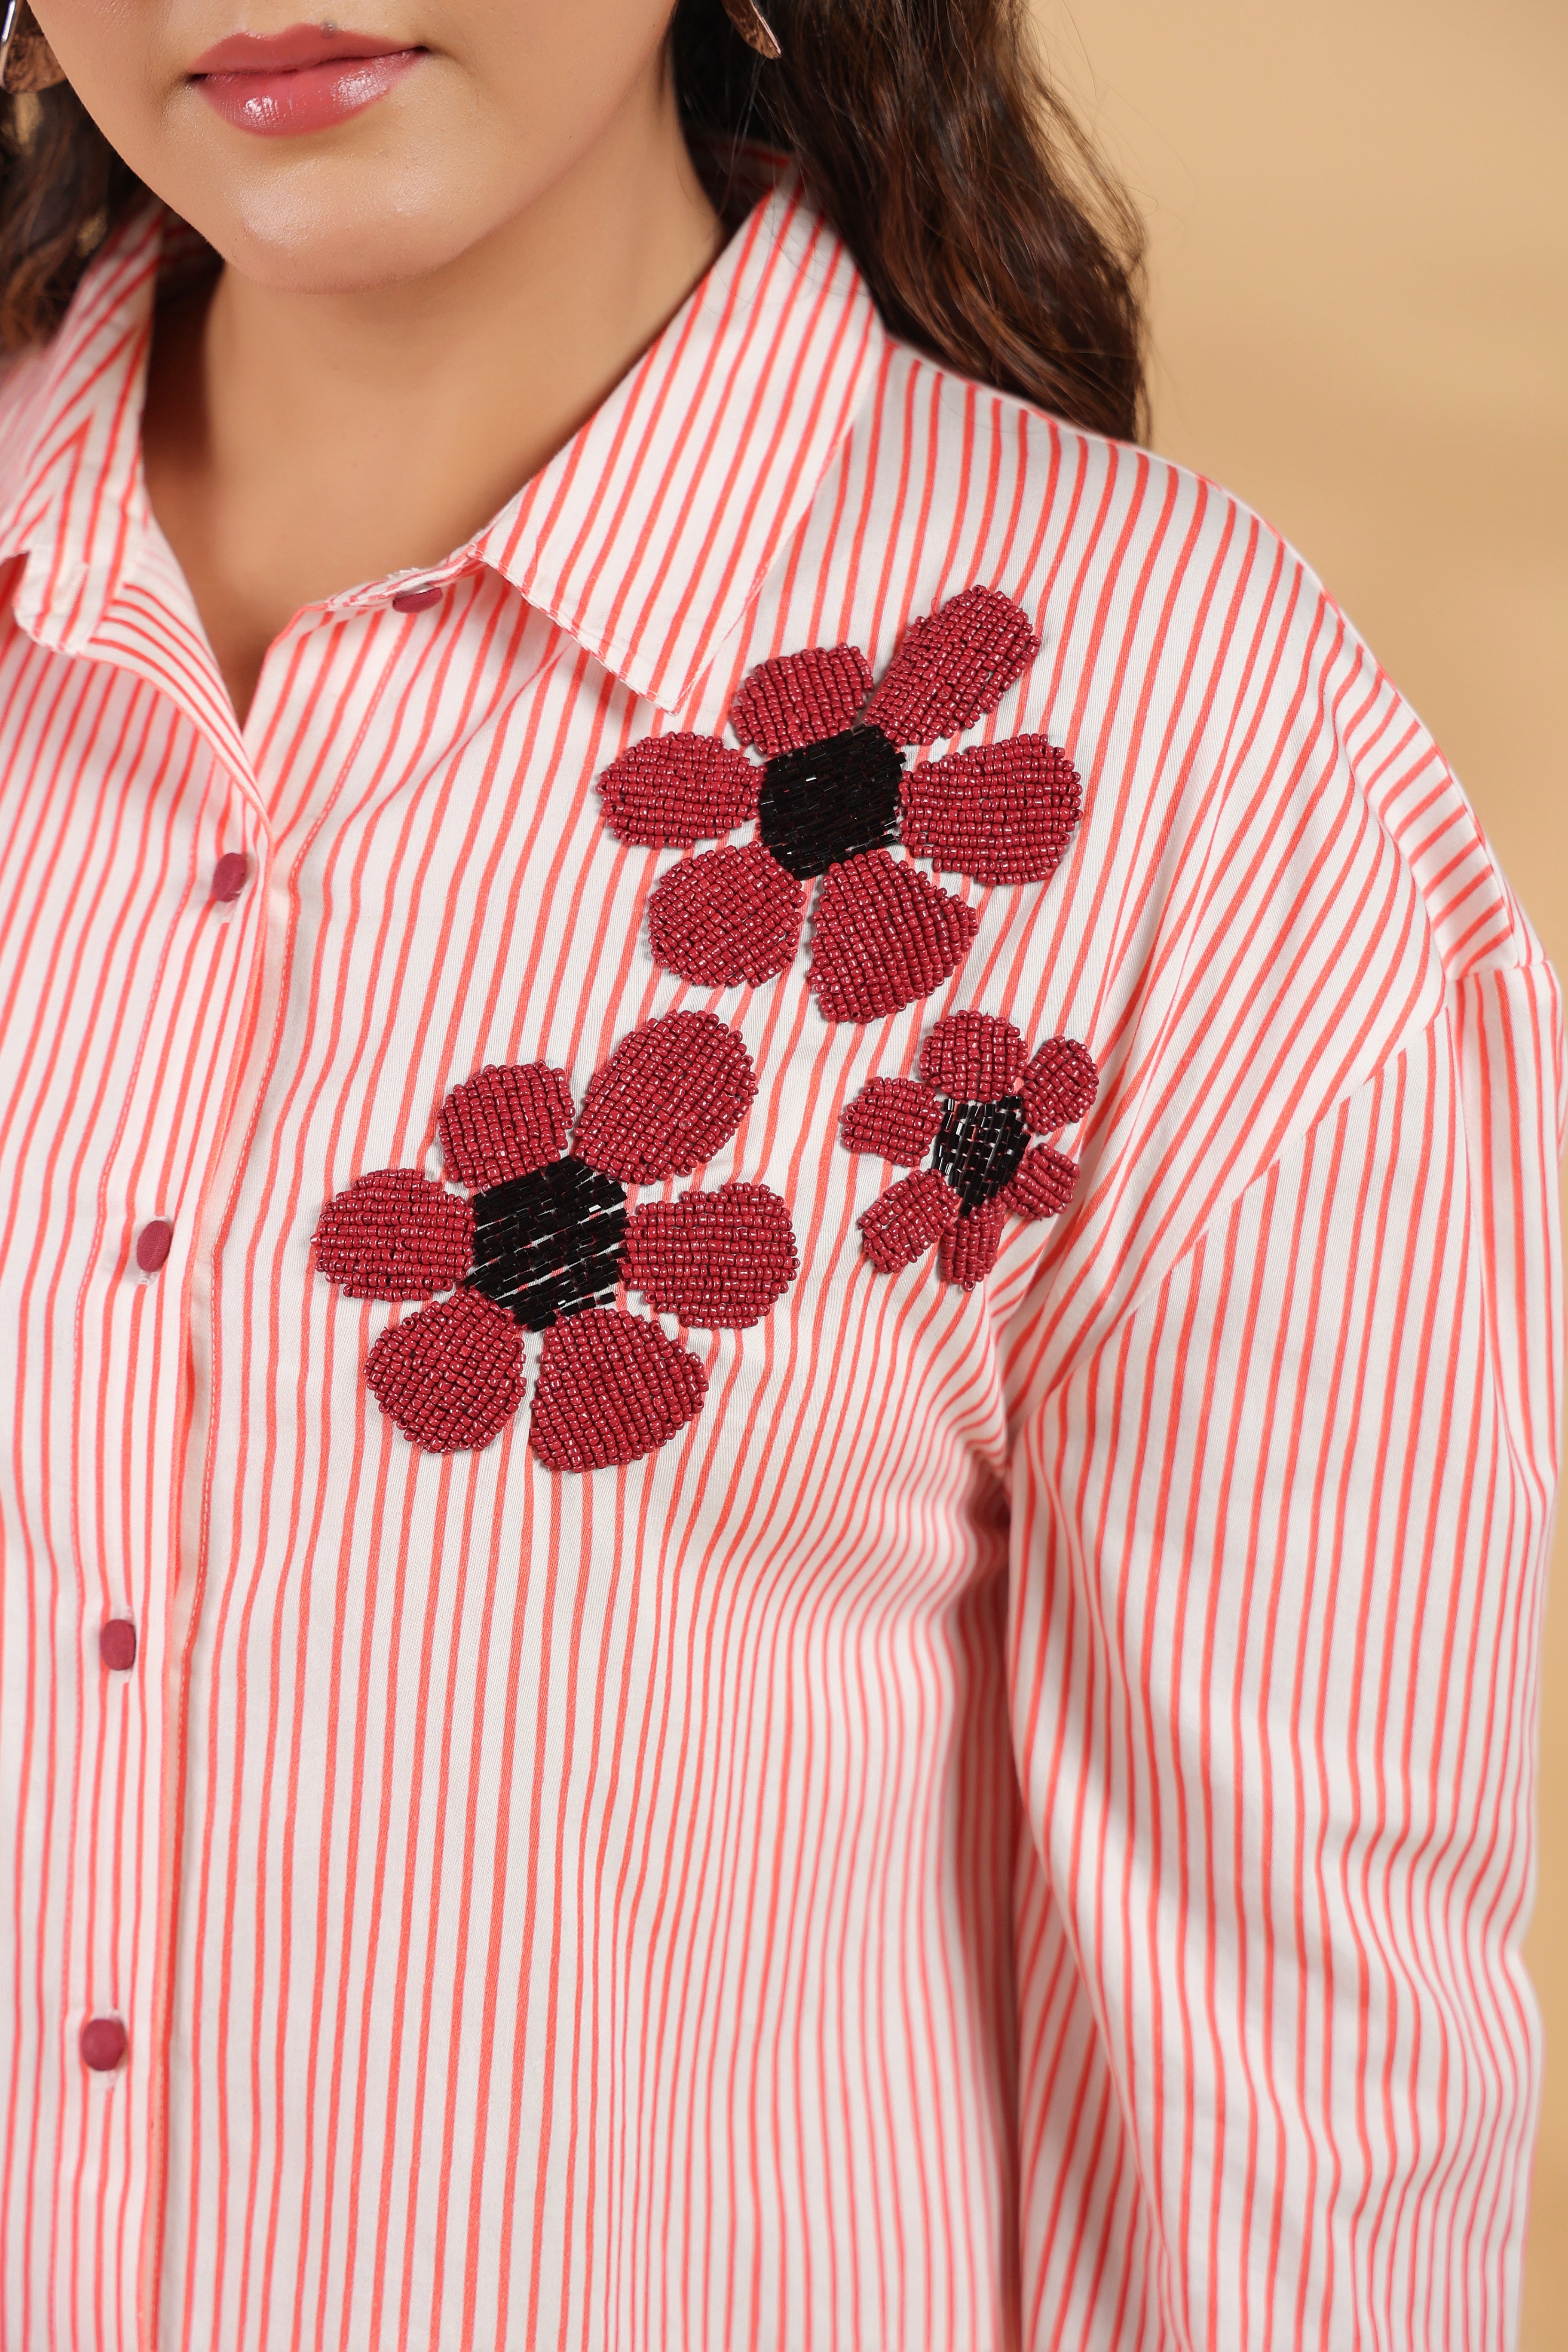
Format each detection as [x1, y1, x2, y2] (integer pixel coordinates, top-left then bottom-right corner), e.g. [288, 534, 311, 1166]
[0, 1, 1557, 2345]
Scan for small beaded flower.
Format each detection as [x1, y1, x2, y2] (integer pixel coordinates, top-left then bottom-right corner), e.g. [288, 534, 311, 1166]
[312, 1012, 797, 1472]
[595, 586, 1082, 1024]
[842, 1012, 1098, 1290]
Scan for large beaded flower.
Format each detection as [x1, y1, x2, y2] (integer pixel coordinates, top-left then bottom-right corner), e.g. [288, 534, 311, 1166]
[595, 586, 1082, 1023]
[842, 1011, 1098, 1289]
[312, 1012, 797, 1472]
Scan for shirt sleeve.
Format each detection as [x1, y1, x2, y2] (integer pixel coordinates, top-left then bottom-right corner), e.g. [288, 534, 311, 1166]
[1001, 557, 1564, 2348]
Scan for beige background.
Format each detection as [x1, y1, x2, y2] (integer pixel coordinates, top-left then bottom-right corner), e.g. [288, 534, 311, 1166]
[1032, 1, 1568, 2339]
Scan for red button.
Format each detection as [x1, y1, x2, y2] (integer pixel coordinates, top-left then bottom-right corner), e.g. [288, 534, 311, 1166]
[99, 1618, 138, 1672]
[80, 2016, 127, 2073]
[135, 1219, 173, 1273]
[211, 851, 251, 902]
[391, 584, 442, 613]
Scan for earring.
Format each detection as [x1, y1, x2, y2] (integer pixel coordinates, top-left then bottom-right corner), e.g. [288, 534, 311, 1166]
[720, 0, 782, 61]
[0, 0, 67, 94]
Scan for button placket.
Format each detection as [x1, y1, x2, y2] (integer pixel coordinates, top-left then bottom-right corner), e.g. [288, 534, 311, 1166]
[9, 502, 284, 2275]
[88, 800, 269, 2135]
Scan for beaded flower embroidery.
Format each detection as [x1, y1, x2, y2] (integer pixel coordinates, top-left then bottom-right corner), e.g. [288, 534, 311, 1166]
[313, 1012, 797, 1471]
[842, 1011, 1098, 1290]
[595, 586, 1082, 1023]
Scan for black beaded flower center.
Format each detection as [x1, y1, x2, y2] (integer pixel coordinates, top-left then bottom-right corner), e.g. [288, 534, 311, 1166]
[932, 1097, 1029, 1211]
[466, 1155, 627, 1329]
[758, 724, 905, 879]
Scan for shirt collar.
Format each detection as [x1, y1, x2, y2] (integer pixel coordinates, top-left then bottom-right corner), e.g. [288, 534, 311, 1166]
[0, 175, 888, 712]
[470, 175, 887, 714]
[0, 201, 163, 656]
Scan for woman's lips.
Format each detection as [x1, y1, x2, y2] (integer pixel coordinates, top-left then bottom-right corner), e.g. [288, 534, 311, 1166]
[190, 27, 423, 138]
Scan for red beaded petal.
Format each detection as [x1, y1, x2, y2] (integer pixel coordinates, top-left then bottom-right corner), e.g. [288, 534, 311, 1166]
[1020, 1036, 1099, 1132]
[868, 586, 1040, 745]
[364, 1289, 524, 1452]
[939, 1201, 1006, 1290]
[647, 843, 805, 988]
[919, 1011, 1028, 1102]
[575, 1011, 757, 1184]
[810, 850, 979, 1025]
[839, 1076, 943, 1164]
[1001, 1144, 1080, 1220]
[858, 1168, 960, 1271]
[622, 1182, 797, 1328]
[437, 1062, 574, 1188]
[313, 1170, 474, 1300]
[529, 1308, 708, 1472]
[901, 737, 1082, 885]
[596, 734, 759, 847]
[729, 643, 873, 756]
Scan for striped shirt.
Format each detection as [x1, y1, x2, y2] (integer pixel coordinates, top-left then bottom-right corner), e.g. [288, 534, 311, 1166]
[0, 174, 1559, 2352]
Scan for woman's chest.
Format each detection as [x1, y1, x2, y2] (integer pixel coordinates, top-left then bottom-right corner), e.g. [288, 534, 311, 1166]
[0, 568, 1101, 1534]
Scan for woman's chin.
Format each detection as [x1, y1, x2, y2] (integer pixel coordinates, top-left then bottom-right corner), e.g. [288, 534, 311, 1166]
[144, 79, 502, 297]
[173, 164, 492, 298]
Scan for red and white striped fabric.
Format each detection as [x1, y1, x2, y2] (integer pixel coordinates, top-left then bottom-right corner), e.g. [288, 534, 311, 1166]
[0, 173, 1559, 2351]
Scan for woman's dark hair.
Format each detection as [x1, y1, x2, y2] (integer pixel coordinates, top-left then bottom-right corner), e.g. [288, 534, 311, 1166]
[676, 0, 1144, 438]
[0, 82, 140, 355]
[0, 0, 1145, 440]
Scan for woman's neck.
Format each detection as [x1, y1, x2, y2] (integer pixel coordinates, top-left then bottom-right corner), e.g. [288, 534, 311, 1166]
[141, 60, 721, 726]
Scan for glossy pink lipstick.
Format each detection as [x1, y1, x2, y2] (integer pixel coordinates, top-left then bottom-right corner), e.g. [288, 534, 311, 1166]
[190, 24, 423, 137]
